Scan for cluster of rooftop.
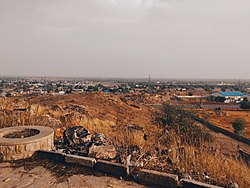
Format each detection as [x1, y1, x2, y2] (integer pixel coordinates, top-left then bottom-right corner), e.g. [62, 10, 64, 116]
[210, 91, 250, 103]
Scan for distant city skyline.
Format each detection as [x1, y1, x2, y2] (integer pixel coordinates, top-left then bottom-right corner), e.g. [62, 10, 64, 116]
[0, 0, 250, 79]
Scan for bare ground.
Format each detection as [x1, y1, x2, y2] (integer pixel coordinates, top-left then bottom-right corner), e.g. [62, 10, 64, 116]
[0, 157, 144, 188]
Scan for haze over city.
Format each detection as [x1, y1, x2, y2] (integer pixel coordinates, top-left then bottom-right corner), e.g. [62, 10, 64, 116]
[0, 0, 250, 79]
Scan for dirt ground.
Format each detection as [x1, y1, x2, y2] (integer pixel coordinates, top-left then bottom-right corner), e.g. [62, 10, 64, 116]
[29, 92, 156, 128]
[199, 110, 250, 139]
[0, 157, 144, 188]
[205, 127, 250, 155]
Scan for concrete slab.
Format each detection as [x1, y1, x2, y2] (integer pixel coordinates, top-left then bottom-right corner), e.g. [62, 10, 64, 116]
[133, 169, 178, 188]
[182, 179, 222, 188]
[95, 159, 129, 178]
[65, 154, 96, 168]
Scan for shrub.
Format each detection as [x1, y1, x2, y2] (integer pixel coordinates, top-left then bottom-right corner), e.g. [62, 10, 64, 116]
[240, 98, 250, 110]
[5, 92, 11, 97]
[232, 117, 246, 134]
[155, 103, 212, 146]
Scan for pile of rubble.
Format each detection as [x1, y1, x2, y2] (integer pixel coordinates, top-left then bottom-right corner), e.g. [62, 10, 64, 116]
[54, 126, 116, 160]
[54, 126, 144, 167]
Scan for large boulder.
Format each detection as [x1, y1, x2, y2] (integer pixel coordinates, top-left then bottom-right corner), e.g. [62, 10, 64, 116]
[88, 145, 117, 160]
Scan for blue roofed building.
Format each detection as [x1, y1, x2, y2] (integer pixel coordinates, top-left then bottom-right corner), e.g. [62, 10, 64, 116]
[210, 91, 244, 103]
[219, 91, 244, 97]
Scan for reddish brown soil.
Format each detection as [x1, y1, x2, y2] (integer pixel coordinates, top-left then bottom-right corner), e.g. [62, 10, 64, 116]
[29, 92, 155, 128]
[200, 110, 250, 139]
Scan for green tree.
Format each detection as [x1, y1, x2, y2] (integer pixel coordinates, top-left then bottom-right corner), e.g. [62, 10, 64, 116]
[232, 117, 246, 134]
[221, 86, 226, 92]
[240, 98, 250, 111]
[65, 89, 72, 94]
[5, 92, 11, 97]
[45, 83, 53, 93]
[22, 84, 30, 92]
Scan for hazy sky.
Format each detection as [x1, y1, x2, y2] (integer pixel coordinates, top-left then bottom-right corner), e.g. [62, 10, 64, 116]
[0, 0, 250, 79]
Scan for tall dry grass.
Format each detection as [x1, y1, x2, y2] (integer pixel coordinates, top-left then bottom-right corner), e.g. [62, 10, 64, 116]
[144, 142, 250, 187]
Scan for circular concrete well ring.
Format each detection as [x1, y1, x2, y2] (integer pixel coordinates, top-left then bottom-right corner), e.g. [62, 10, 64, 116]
[0, 126, 54, 161]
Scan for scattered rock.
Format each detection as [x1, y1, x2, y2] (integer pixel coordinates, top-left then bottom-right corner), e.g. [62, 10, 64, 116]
[203, 171, 211, 180]
[42, 114, 62, 127]
[92, 133, 106, 146]
[181, 173, 192, 180]
[89, 145, 117, 160]
[64, 104, 88, 115]
[3, 178, 11, 182]
[228, 182, 239, 188]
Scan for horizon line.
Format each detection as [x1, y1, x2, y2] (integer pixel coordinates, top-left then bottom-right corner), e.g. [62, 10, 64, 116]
[0, 75, 249, 81]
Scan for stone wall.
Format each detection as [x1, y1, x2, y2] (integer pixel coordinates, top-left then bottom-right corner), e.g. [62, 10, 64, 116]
[0, 126, 54, 161]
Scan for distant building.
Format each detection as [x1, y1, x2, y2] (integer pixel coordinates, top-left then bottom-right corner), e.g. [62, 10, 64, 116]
[210, 91, 244, 103]
[33, 89, 46, 94]
[72, 89, 84, 92]
[176, 88, 187, 91]
[103, 89, 110, 93]
[58, 91, 65, 95]
[53, 91, 65, 95]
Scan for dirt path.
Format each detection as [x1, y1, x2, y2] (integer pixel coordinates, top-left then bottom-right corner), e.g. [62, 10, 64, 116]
[200, 110, 250, 139]
[195, 116, 250, 155]
[208, 130, 250, 156]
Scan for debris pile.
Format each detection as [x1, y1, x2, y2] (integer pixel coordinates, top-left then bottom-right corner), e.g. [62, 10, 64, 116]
[54, 126, 144, 164]
[54, 126, 117, 160]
